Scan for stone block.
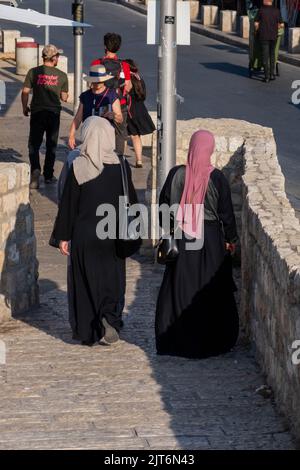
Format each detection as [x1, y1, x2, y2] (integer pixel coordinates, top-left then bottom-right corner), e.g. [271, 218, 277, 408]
[0, 249, 5, 272]
[0, 173, 8, 195]
[0, 222, 11, 246]
[288, 28, 300, 54]
[0, 166, 17, 191]
[220, 10, 237, 33]
[2, 30, 20, 54]
[20, 163, 30, 187]
[189, 1, 201, 21]
[15, 187, 30, 208]
[0, 162, 38, 322]
[211, 6, 219, 26]
[2, 193, 16, 216]
[239, 16, 249, 39]
[201, 5, 211, 26]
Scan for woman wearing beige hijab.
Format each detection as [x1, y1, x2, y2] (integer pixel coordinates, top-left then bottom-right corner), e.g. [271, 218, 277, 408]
[51, 116, 138, 346]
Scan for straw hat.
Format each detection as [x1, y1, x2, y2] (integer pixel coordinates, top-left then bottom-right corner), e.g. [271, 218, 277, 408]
[83, 64, 113, 83]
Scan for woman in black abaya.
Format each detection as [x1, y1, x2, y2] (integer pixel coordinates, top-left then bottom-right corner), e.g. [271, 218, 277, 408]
[155, 130, 239, 359]
[51, 116, 137, 346]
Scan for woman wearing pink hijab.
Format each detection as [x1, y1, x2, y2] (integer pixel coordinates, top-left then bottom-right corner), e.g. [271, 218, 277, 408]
[155, 130, 239, 358]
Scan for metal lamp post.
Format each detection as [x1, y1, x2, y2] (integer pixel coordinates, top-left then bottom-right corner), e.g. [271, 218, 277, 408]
[156, 0, 177, 196]
[72, 0, 84, 113]
[45, 0, 49, 44]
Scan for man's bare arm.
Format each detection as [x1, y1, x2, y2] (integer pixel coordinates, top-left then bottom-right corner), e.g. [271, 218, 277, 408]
[21, 87, 31, 116]
[124, 79, 132, 94]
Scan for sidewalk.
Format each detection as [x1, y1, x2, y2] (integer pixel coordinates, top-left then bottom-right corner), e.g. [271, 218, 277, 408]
[115, 0, 300, 68]
[0, 59, 296, 449]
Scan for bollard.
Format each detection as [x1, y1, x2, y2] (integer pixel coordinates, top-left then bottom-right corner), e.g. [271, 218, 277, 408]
[16, 42, 38, 76]
[2, 30, 21, 55]
[239, 15, 250, 39]
[211, 6, 219, 26]
[189, 1, 201, 20]
[220, 10, 237, 33]
[288, 27, 300, 54]
[201, 5, 211, 26]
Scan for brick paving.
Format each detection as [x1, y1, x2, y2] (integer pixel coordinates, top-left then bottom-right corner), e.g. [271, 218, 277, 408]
[0, 59, 296, 449]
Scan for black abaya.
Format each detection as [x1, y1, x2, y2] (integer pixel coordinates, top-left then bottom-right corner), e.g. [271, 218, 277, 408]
[52, 162, 136, 344]
[155, 166, 239, 358]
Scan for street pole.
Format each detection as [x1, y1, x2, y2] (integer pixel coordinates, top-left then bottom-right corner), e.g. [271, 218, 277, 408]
[45, 0, 49, 45]
[72, 0, 84, 114]
[157, 0, 177, 197]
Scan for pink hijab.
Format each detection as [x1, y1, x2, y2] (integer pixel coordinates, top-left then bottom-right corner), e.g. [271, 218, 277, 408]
[176, 130, 215, 238]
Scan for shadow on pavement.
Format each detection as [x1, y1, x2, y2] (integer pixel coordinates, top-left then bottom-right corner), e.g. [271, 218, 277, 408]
[200, 61, 249, 78]
[205, 44, 248, 55]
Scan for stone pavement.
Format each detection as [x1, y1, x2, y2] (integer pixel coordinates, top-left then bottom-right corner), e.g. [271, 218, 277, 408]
[0, 59, 296, 449]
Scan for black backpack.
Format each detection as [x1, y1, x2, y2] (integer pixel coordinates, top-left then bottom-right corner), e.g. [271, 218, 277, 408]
[101, 57, 125, 91]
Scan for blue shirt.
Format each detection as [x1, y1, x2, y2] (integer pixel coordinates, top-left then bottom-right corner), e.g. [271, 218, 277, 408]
[80, 88, 118, 122]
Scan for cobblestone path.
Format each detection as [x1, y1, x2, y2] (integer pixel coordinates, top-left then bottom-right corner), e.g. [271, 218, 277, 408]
[0, 60, 295, 450]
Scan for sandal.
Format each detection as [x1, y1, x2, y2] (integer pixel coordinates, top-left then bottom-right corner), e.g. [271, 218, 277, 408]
[135, 161, 143, 168]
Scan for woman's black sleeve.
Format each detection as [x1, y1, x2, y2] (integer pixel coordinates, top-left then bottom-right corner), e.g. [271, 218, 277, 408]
[125, 159, 138, 205]
[216, 171, 238, 244]
[51, 166, 81, 242]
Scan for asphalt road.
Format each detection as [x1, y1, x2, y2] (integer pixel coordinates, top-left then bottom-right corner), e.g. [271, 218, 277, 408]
[1, 0, 299, 209]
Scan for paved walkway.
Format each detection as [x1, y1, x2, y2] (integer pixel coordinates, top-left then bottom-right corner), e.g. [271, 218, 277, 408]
[0, 59, 296, 449]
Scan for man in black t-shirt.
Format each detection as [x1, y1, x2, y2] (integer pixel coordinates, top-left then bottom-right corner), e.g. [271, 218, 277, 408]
[22, 44, 69, 188]
[254, 0, 284, 82]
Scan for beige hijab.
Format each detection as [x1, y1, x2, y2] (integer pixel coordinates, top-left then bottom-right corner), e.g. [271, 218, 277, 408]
[73, 116, 120, 185]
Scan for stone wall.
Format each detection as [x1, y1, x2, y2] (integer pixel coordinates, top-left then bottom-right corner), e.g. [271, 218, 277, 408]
[149, 117, 300, 440]
[0, 162, 39, 322]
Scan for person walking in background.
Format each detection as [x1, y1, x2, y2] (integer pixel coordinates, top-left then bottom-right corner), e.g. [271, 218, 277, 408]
[125, 59, 156, 168]
[51, 117, 138, 346]
[90, 33, 132, 155]
[21, 44, 68, 189]
[68, 64, 123, 150]
[254, 0, 284, 82]
[155, 130, 239, 358]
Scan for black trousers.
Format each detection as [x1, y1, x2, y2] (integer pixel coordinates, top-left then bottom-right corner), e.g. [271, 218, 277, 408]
[260, 39, 276, 79]
[114, 108, 128, 155]
[28, 110, 60, 179]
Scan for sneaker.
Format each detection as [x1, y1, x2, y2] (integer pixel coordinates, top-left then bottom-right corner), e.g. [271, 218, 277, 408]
[29, 169, 40, 189]
[44, 175, 58, 184]
[102, 317, 119, 344]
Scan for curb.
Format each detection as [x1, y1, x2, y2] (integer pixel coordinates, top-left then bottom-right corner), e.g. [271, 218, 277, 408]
[112, 0, 300, 69]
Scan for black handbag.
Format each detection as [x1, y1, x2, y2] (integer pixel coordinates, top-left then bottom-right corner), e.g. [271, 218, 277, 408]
[156, 230, 179, 265]
[115, 155, 142, 259]
[156, 170, 180, 265]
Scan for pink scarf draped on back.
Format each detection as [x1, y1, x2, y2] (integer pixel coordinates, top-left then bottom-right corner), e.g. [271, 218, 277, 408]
[176, 130, 215, 239]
